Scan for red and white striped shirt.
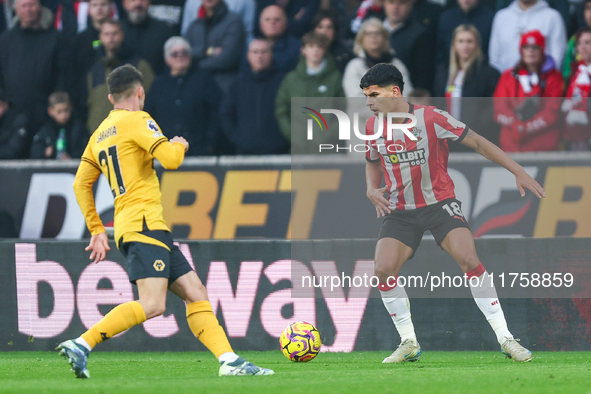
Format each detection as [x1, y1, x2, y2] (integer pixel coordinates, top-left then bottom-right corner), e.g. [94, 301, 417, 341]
[366, 103, 468, 210]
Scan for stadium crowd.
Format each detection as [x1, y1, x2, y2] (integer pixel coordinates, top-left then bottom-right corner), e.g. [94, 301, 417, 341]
[0, 0, 590, 159]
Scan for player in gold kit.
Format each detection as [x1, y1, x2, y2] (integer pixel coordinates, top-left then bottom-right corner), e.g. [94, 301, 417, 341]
[57, 64, 273, 378]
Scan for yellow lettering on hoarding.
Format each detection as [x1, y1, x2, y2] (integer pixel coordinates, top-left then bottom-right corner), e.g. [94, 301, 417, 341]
[533, 167, 591, 237]
[160, 172, 218, 238]
[278, 170, 342, 239]
[213, 171, 279, 239]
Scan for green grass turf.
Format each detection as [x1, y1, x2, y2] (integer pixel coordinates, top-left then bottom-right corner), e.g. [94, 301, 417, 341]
[1, 351, 590, 394]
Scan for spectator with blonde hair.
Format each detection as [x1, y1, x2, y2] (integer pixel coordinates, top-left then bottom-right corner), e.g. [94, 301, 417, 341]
[343, 17, 412, 99]
[342, 18, 412, 159]
[436, 0, 494, 68]
[433, 24, 500, 150]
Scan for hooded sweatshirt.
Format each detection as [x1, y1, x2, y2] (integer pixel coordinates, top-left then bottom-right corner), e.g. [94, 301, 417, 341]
[488, 0, 566, 72]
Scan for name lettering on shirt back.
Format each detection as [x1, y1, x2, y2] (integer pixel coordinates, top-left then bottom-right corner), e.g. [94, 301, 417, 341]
[96, 126, 117, 144]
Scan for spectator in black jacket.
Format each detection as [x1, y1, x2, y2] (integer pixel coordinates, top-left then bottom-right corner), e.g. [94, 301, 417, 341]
[312, 9, 353, 74]
[411, 0, 442, 38]
[436, 0, 494, 68]
[184, 0, 245, 93]
[121, 0, 176, 74]
[0, 90, 29, 160]
[72, 0, 114, 120]
[0, 0, 69, 140]
[433, 24, 500, 151]
[255, 0, 320, 38]
[220, 38, 288, 155]
[144, 36, 222, 156]
[259, 5, 300, 73]
[30, 92, 87, 159]
[383, 0, 435, 92]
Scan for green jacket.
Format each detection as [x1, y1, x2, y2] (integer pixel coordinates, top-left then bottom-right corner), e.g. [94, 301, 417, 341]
[275, 55, 344, 154]
[86, 54, 155, 133]
[562, 35, 577, 81]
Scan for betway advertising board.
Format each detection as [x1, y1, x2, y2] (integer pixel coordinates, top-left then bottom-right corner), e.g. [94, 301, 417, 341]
[1, 153, 590, 240]
[2, 239, 590, 353]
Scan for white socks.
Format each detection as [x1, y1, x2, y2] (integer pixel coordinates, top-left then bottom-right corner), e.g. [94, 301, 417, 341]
[74, 337, 92, 352]
[468, 265, 513, 344]
[380, 263, 514, 346]
[218, 352, 239, 364]
[380, 285, 417, 343]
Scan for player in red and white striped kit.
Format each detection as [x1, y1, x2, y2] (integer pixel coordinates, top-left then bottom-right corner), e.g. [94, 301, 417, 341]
[361, 63, 544, 363]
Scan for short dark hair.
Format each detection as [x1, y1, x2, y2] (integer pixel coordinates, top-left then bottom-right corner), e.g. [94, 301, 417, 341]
[48, 91, 71, 107]
[576, 27, 591, 45]
[301, 31, 330, 50]
[106, 64, 143, 102]
[359, 63, 405, 93]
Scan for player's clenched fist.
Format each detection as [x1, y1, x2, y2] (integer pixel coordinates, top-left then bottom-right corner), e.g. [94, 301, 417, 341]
[170, 136, 189, 152]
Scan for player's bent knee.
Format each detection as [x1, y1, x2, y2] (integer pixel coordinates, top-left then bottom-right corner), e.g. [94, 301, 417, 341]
[184, 283, 208, 304]
[374, 267, 395, 283]
[147, 305, 166, 319]
[457, 253, 480, 272]
[139, 300, 167, 319]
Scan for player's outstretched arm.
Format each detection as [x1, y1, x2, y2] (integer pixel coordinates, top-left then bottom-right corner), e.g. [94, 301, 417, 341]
[460, 129, 546, 198]
[85, 232, 111, 264]
[366, 160, 392, 217]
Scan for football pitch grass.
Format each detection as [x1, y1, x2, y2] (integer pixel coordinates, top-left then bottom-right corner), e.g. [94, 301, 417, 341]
[1, 351, 590, 394]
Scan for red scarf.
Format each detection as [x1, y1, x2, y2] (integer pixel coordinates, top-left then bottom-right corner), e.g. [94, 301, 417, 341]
[197, 5, 206, 19]
[516, 68, 541, 96]
[566, 60, 591, 112]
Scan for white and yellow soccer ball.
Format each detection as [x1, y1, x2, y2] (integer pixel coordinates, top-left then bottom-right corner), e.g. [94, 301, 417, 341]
[279, 321, 322, 362]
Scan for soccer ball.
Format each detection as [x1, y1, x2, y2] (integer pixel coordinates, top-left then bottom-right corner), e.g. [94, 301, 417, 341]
[279, 321, 322, 362]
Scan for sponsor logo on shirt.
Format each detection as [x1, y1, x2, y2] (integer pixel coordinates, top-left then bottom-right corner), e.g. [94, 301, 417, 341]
[382, 148, 426, 166]
[147, 120, 163, 138]
[410, 127, 422, 142]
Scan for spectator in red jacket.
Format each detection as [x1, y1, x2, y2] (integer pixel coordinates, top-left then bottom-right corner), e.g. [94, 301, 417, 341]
[562, 28, 591, 151]
[493, 30, 563, 152]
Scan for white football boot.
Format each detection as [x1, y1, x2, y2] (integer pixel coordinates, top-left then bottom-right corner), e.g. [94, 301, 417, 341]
[501, 337, 532, 362]
[382, 339, 422, 363]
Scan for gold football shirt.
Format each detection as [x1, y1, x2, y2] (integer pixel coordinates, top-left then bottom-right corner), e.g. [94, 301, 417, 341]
[74, 109, 185, 246]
